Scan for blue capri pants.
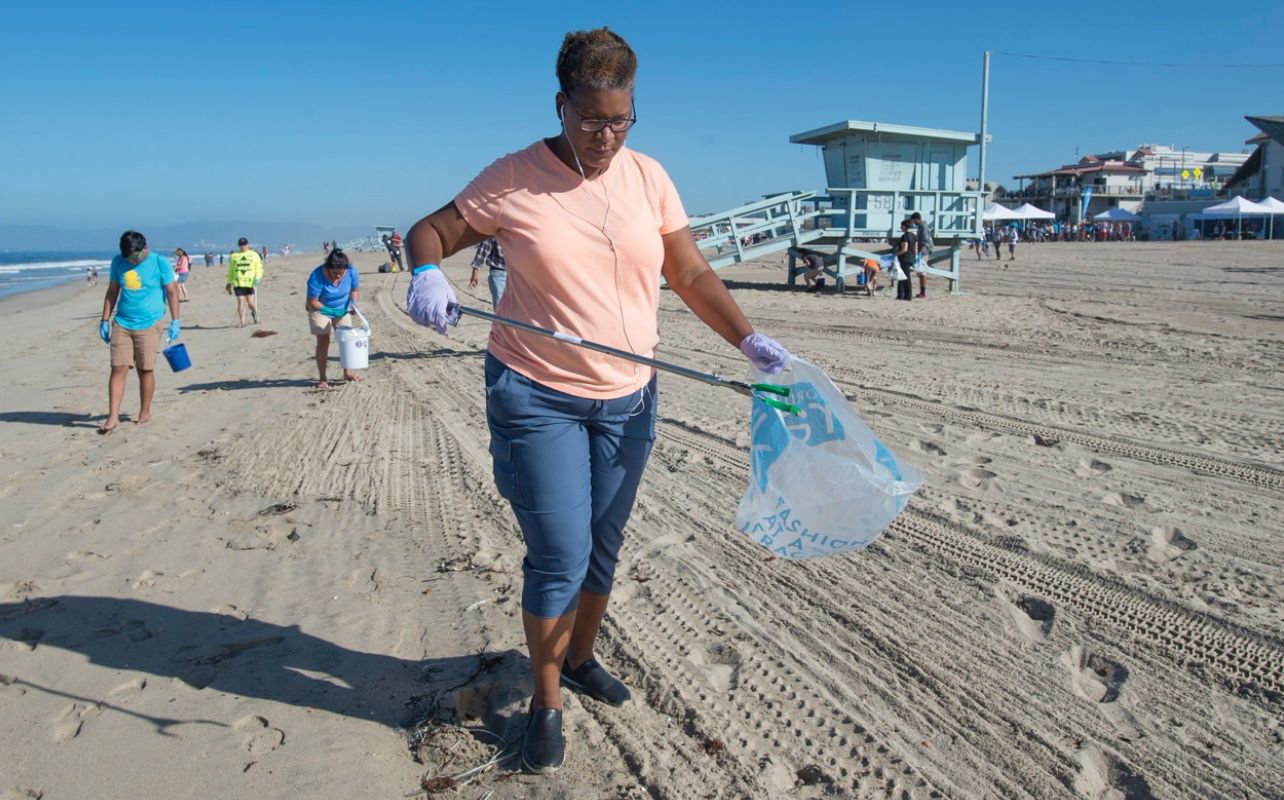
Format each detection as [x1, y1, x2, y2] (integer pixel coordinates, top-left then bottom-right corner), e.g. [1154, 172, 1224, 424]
[484, 353, 656, 619]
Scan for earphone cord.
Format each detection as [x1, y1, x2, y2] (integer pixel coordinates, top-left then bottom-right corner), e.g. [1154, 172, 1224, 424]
[560, 111, 643, 388]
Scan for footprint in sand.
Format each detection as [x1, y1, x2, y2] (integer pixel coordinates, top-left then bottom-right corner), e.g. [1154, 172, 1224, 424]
[234, 714, 285, 755]
[65, 551, 109, 562]
[1146, 526, 1196, 563]
[956, 467, 998, 490]
[1075, 458, 1114, 478]
[174, 636, 284, 690]
[0, 674, 26, 709]
[93, 618, 153, 642]
[686, 641, 743, 694]
[7, 628, 45, 652]
[1074, 745, 1153, 799]
[51, 701, 103, 743]
[131, 570, 163, 590]
[1103, 492, 1148, 510]
[1002, 595, 1055, 642]
[1062, 646, 1144, 741]
[108, 677, 147, 699]
[909, 439, 948, 457]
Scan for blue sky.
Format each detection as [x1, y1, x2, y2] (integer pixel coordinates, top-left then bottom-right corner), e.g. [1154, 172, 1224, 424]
[3, 0, 1280, 233]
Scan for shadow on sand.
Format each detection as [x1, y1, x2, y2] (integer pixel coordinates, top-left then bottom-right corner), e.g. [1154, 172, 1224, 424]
[0, 596, 528, 734]
[0, 411, 101, 429]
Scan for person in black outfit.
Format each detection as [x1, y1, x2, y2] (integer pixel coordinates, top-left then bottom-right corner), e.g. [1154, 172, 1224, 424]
[895, 219, 916, 301]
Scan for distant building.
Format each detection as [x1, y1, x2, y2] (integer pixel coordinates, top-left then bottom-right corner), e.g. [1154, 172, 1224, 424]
[1010, 144, 1249, 221]
[1224, 115, 1284, 200]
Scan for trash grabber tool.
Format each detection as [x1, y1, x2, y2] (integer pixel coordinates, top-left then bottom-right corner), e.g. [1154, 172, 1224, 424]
[446, 302, 799, 414]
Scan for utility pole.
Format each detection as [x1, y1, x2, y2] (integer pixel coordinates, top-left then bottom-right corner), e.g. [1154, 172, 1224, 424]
[979, 50, 990, 200]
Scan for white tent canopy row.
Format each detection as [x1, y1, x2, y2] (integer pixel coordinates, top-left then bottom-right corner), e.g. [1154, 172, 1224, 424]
[1197, 196, 1274, 217]
[982, 203, 1023, 221]
[982, 202, 1054, 221]
[1093, 207, 1141, 222]
[1188, 196, 1284, 238]
[1011, 202, 1055, 220]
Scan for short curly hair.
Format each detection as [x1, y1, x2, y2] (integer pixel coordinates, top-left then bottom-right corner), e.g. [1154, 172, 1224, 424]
[555, 27, 636, 97]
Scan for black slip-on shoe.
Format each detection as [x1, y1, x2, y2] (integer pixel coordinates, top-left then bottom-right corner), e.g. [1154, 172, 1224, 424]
[560, 657, 631, 706]
[522, 707, 564, 774]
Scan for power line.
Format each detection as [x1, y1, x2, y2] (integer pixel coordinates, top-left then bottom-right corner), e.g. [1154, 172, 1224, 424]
[992, 50, 1284, 69]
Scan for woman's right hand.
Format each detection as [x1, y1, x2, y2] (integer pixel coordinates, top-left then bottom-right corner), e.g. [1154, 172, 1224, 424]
[406, 268, 458, 335]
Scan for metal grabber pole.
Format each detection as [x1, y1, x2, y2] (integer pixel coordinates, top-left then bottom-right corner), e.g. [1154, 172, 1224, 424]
[446, 303, 799, 414]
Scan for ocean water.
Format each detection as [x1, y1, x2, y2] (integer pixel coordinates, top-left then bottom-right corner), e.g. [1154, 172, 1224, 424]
[0, 251, 115, 300]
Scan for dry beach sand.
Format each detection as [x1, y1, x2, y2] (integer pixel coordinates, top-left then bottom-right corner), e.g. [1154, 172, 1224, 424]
[1, 241, 1282, 799]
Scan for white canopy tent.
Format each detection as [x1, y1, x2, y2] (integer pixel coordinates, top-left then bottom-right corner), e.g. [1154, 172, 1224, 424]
[1093, 207, 1141, 222]
[1012, 202, 1055, 220]
[982, 203, 1023, 221]
[1193, 196, 1273, 238]
[1200, 196, 1271, 216]
[1253, 197, 1284, 238]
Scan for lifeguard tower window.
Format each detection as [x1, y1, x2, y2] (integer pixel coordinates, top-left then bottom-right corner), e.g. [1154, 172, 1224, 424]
[789, 120, 983, 241]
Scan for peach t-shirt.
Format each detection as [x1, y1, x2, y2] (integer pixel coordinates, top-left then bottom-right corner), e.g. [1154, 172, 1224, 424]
[454, 141, 688, 399]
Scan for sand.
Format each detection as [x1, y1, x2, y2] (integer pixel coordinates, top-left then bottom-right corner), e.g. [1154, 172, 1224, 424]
[1, 241, 1282, 799]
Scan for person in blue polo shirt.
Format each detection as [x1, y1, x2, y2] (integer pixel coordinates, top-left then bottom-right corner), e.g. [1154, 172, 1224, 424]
[305, 248, 363, 388]
[97, 230, 181, 433]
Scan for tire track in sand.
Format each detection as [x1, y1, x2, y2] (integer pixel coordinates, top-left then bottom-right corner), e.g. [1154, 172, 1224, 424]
[655, 337, 1284, 491]
[654, 420, 1284, 703]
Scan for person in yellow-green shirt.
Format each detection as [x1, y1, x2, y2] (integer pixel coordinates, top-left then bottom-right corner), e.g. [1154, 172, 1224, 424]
[225, 236, 263, 327]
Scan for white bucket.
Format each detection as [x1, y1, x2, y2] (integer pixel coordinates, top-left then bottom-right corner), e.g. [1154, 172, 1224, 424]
[335, 307, 370, 370]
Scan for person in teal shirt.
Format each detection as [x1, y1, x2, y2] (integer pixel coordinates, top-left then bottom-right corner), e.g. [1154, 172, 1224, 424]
[97, 230, 180, 434]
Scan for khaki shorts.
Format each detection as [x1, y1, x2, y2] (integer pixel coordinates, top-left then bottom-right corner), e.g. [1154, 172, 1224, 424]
[308, 310, 354, 335]
[110, 320, 165, 370]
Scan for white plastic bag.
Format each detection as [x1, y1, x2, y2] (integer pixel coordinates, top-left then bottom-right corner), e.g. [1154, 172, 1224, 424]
[736, 358, 922, 558]
[889, 260, 907, 282]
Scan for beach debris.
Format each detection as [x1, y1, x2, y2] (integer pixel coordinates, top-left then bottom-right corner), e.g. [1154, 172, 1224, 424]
[258, 502, 297, 516]
[250, 329, 277, 338]
[421, 775, 455, 793]
[409, 720, 514, 795]
[702, 737, 723, 756]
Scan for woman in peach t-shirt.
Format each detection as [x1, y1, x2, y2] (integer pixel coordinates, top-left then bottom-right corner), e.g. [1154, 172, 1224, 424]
[404, 27, 791, 773]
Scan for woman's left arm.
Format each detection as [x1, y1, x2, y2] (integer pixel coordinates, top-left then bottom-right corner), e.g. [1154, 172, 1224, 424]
[660, 227, 753, 347]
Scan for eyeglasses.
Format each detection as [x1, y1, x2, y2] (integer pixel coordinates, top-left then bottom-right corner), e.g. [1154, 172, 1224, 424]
[564, 99, 637, 133]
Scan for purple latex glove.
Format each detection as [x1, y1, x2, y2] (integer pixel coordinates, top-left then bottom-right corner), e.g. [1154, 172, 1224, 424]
[405, 268, 458, 334]
[739, 332, 792, 374]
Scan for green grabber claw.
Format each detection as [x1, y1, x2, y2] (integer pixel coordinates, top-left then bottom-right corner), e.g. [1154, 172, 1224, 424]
[749, 383, 791, 398]
[755, 393, 802, 416]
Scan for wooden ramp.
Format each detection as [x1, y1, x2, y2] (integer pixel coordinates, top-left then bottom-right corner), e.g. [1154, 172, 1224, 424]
[687, 188, 980, 294]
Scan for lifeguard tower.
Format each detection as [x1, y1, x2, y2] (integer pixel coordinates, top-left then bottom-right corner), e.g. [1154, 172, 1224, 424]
[373, 224, 397, 247]
[687, 120, 985, 294]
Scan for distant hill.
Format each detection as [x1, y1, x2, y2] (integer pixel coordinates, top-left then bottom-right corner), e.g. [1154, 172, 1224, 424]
[0, 221, 373, 252]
